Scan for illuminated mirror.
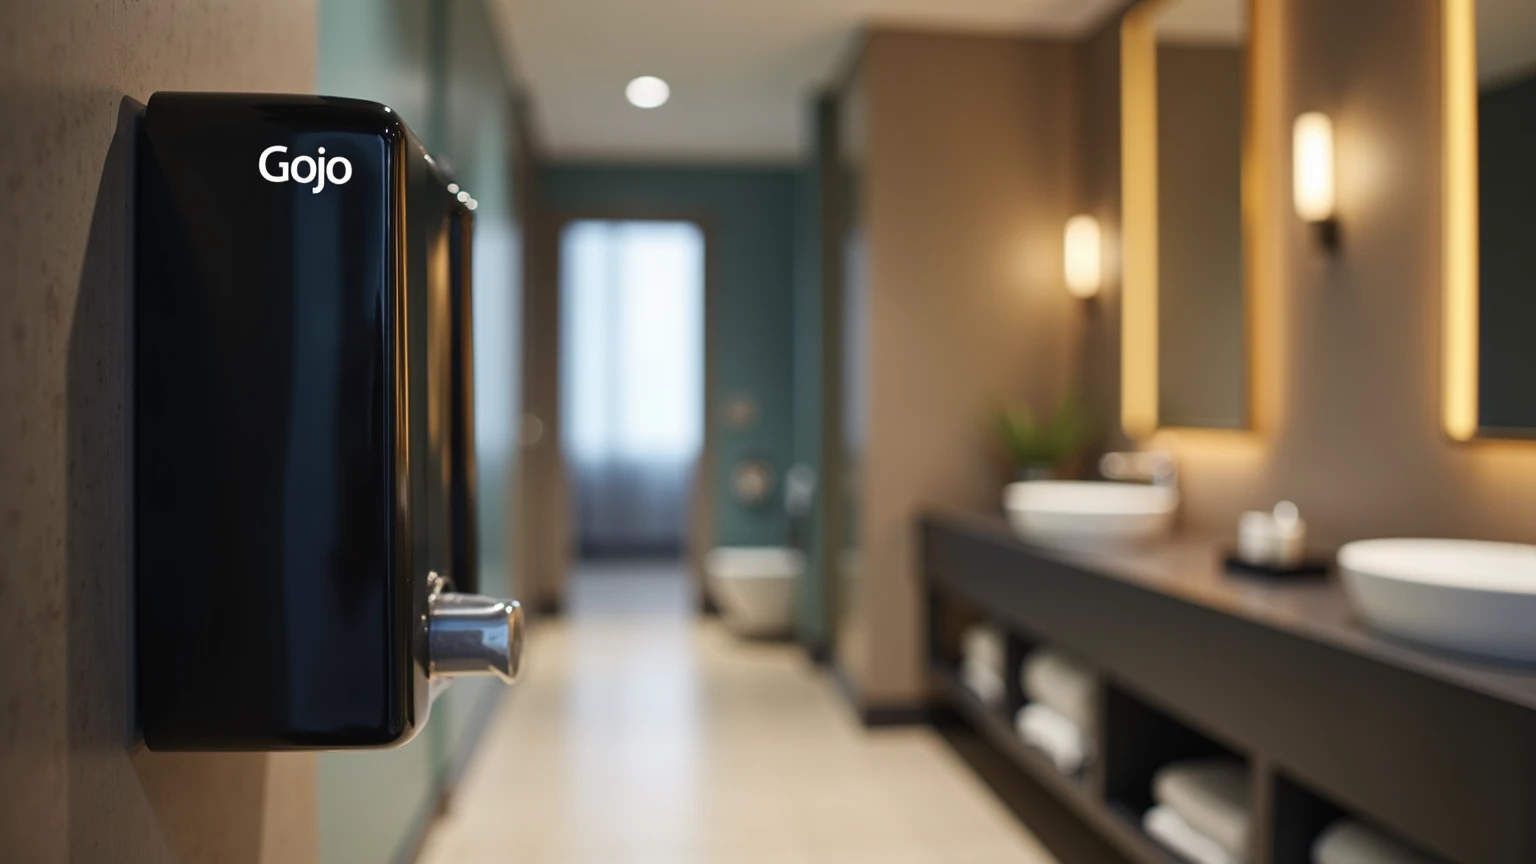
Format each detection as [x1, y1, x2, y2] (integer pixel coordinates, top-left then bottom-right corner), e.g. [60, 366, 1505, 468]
[1121, 0, 1255, 437]
[1444, 0, 1536, 440]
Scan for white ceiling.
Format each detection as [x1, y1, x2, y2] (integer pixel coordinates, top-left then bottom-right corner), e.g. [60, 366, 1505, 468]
[492, 0, 1127, 162]
[1153, 0, 1246, 45]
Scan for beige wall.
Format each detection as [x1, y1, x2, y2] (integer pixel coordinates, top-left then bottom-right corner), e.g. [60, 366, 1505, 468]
[1091, 0, 1536, 546]
[844, 30, 1083, 706]
[1077, 18, 1128, 451]
[843, 0, 1536, 708]
[0, 2, 318, 861]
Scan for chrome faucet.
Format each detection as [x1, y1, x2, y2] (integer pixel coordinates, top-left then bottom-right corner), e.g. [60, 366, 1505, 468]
[1099, 450, 1178, 490]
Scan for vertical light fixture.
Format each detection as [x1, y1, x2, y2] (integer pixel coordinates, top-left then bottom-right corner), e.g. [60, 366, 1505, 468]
[1120, 0, 1273, 440]
[1120, 1, 1160, 439]
[1442, 0, 1479, 441]
[1063, 214, 1102, 299]
[1293, 112, 1339, 250]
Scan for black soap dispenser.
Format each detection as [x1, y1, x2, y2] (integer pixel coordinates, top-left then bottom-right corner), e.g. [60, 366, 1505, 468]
[134, 93, 522, 751]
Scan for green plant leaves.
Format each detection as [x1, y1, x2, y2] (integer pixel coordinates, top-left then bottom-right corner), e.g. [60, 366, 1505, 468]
[996, 391, 1091, 470]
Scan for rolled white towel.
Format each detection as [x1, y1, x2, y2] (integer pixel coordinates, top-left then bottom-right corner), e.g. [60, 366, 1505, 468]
[961, 625, 1005, 675]
[960, 657, 1005, 706]
[1153, 759, 1251, 860]
[1021, 648, 1096, 732]
[1145, 805, 1240, 864]
[1313, 820, 1442, 864]
[1015, 702, 1092, 775]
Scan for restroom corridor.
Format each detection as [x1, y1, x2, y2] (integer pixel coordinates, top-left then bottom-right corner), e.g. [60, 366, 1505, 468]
[11, 0, 1536, 860]
[417, 560, 1057, 864]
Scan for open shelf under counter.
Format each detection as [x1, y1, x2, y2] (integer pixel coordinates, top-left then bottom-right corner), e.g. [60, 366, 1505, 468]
[921, 510, 1536, 864]
[928, 661, 1176, 864]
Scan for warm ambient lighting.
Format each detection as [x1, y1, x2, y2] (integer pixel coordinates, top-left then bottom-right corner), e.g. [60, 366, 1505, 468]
[625, 76, 670, 109]
[1442, 0, 1478, 442]
[1119, 2, 1161, 439]
[1120, 0, 1275, 440]
[1063, 215, 1102, 298]
[1292, 112, 1335, 222]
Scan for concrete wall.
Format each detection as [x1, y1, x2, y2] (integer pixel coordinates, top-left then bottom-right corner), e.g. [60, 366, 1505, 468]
[0, 1, 318, 861]
[838, 29, 1084, 707]
[1087, 0, 1536, 546]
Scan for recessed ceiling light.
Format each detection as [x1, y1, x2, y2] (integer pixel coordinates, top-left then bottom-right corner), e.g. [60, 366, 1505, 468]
[625, 76, 670, 109]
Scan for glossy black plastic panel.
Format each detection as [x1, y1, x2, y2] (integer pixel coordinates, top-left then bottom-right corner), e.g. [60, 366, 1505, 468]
[447, 212, 479, 595]
[135, 93, 468, 750]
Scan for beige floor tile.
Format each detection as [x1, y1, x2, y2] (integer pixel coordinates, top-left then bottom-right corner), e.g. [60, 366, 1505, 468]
[419, 563, 1058, 864]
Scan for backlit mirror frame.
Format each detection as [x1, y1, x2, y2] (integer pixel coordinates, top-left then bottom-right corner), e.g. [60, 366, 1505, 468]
[1119, 0, 1274, 441]
[1442, 0, 1476, 442]
[1441, 0, 1535, 442]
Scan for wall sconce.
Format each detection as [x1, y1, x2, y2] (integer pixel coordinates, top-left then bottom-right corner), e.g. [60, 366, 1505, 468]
[1063, 214, 1102, 298]
[1293, 112, 1339, 251]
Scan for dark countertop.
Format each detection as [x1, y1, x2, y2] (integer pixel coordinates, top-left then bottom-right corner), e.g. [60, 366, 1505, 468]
[926, 509, 1536, 714]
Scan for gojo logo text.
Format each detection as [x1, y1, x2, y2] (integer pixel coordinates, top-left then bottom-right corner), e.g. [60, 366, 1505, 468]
[259, 145, 353, 193]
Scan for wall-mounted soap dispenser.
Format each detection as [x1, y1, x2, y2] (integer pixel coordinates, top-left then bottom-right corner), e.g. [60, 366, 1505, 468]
[134, 93, 523, 751]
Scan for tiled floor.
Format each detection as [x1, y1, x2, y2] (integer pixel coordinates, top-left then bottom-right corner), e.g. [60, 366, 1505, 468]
[418, 561, 1057, 864]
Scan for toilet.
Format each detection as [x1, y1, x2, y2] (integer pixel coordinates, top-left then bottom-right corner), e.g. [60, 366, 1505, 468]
[705, 547, 802, 638]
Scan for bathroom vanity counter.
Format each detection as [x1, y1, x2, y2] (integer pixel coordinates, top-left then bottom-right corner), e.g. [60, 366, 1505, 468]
[929, 509, 1536, 713]
[922, 510, 1536, 864]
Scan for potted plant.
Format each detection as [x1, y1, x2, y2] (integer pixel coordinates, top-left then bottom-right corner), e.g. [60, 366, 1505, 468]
[996, 391, 1091, 482]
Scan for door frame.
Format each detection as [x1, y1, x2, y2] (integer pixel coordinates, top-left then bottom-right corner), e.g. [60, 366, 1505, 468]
[521, 209, 719, 612]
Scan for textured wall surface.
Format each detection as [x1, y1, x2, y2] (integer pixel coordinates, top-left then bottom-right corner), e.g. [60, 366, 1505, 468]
[1088, 0, 1536, 546]
[840, 30, 1082, 706]
[0, 1, 318, 862]
[1075, 11, 1128, 457]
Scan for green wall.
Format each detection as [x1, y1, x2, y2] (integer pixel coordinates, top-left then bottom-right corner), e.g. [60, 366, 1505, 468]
[317, 1, 524, 862]
[541, 164, 799, 548]
[317, 0, 434, 127]
[429, 0, 525, 803]
[790, 95, 836, 651]
[791, 161, 822, 643]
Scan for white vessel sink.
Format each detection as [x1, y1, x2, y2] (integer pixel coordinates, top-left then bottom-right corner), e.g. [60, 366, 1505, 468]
[1339, 538, 1536, 663]
[1003, 481, 1178, 549]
